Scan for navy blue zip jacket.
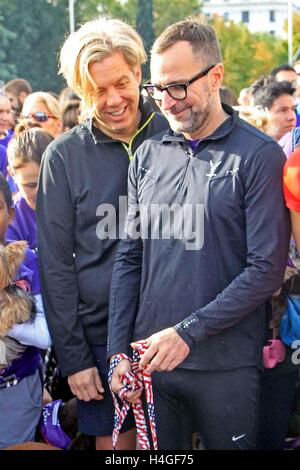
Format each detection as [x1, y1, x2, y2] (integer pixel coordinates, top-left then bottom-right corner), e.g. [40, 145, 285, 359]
[107, 106, 291, 371]
[37, 101, 168, 376]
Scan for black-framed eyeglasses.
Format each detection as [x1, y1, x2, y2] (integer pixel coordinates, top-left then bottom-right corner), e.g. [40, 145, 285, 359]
[143, 64, 216, 101]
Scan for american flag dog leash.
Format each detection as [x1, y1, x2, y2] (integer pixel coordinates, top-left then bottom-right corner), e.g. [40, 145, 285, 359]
[108, 341, 158, 450]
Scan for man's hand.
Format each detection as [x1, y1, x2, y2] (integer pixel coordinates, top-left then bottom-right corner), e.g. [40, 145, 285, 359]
[110, 357, 141, 404]
[68, 367, 104, 402]
[132, 328, 190, 374]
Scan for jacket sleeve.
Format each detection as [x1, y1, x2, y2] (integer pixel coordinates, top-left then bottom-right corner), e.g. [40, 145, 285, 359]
[36, 147, 94, 376]
[107, 156, 143, 359]
[7, 294, 52, 350]
[175, 142, 291, 348]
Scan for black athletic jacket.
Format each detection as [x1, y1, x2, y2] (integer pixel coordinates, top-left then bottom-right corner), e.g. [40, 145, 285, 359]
[107, 106, 291, 371]
[37, 101, 168, 376]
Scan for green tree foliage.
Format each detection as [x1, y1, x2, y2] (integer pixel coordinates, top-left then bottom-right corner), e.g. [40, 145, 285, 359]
[0, 0, 69, 92]
[0, 18, 17, 84]
[283, 12, 300, 62]
[78, 0, 201, 80]
[77, 0, 136, 25]
[136, 0, 154, 79]
[251, 32, 287, 79]
[0, 0, 296, 95]
[211, 16, 256, 94]
[209, 15, 289, 94]
[78, 0, 201, 37]
[153, 0, 201, 36]
[136, 0, 154, 50]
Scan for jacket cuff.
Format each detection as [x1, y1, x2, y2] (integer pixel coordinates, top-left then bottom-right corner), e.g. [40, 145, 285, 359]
[106, 344, 132, 362]
[61, 360, 96, 378]
[174, 313, 208, 348]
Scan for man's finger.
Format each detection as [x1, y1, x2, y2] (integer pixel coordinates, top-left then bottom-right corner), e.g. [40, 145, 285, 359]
[131, 339, 150, 350]
[94, 372, 105, 394]
[111, 374, 123, 393]
[139, 344, 158, 368]
[157, 355, 177, 372]
[93, 392, 104, 401]
[144, 351, 168, 373]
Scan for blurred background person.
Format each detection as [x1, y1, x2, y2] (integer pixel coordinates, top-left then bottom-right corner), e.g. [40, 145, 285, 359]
[253, 80, 296, 145]
[271, 64, 300, 127]
[0, 91, 13, 148]
[22, 92, 62, 138]
[219, 85, 238, 107]
[238, 87, 253, 107]
[271, 64, 297, 85]
[3, 78, 32, 123]
[6, 126, 53, 252]
[61, 100, 81, 132]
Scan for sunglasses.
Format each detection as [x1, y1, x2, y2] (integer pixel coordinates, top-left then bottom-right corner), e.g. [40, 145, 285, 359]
[23, 111, 56, 123]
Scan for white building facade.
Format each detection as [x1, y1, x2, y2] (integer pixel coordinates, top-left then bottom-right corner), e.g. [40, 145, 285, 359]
[202, 0, 300, 38]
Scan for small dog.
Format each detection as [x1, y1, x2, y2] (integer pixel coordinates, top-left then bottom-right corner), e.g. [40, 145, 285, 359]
[0, 241, 34, 369]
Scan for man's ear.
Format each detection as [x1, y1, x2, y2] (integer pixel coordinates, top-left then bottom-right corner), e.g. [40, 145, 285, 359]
[210, 63, 224, 91]
[135, 66, 142, 86]
[55, 119, 63, 136]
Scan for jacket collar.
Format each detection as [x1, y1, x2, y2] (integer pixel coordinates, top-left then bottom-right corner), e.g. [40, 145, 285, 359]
[161, 103, 238, 144]
[86, 96, 154, 145]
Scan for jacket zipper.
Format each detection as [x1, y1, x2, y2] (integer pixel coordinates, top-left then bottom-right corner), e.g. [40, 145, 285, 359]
[121, 112, 155, 160]
[179, 147, 193, 190]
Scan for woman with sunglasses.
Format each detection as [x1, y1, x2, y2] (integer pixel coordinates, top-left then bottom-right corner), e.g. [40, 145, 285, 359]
[22, 92, 63, 139]
[6, 125, 54, 252]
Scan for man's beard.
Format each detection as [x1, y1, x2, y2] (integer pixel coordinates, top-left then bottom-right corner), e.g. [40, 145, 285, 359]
[167, 106, 210, 134]
[164, 92, 212, 134]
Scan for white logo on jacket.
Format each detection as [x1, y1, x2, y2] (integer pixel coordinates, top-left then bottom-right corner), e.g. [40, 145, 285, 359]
[206, 160, 222, 178]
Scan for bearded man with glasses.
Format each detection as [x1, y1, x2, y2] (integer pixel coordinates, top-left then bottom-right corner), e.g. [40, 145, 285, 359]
[108, 19, 291, 449]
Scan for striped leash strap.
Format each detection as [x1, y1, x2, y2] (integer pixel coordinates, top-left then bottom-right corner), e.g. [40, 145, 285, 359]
[108, 342, 158, 450]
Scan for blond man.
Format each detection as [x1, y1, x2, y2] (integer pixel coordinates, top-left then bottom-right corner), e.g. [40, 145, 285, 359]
[37, 17, 168, 450]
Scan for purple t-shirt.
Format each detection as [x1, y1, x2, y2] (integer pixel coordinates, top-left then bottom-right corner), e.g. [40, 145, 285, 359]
[7, 193, 37, 252]
[187, 139, 199, 151]
[6, 196, 39, 294]
[8, 243, 40, 295]
[0, 128, 13, 148]
[0, 144, 8, 177]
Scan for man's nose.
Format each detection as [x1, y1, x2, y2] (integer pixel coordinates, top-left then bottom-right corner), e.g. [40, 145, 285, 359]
[160, 90, 177, 111]
[106, 87, 123, 106]
[288, 109, 297, 122]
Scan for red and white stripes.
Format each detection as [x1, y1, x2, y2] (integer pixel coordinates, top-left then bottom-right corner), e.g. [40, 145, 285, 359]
[108, 342, 158, 450]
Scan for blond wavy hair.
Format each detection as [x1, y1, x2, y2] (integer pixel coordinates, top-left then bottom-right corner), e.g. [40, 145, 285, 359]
[59, 17, 147, 116]
[235, 105, 269, 133]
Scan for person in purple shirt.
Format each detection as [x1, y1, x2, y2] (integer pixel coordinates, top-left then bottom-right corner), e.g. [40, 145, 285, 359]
[0, 91, 13, 148]
[0, 128, 13, 148]
[0, 173, 51, 448]
[0, 144, 8, 178]
[6, 127, 53, 252]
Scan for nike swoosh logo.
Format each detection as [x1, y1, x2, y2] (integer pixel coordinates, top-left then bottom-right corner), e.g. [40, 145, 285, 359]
[232, 434, 246, 442]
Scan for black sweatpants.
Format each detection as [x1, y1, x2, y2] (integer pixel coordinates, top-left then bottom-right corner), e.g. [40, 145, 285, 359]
[152, 366, 260, 450]
[257, 369, 298, 450]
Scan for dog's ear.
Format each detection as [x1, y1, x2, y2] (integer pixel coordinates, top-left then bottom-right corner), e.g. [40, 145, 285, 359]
[4, 241, 27, 282]
[0, 245, 12, 289]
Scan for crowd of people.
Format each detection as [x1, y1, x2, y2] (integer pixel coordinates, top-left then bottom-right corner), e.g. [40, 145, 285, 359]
[0, 15, 300, 451]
